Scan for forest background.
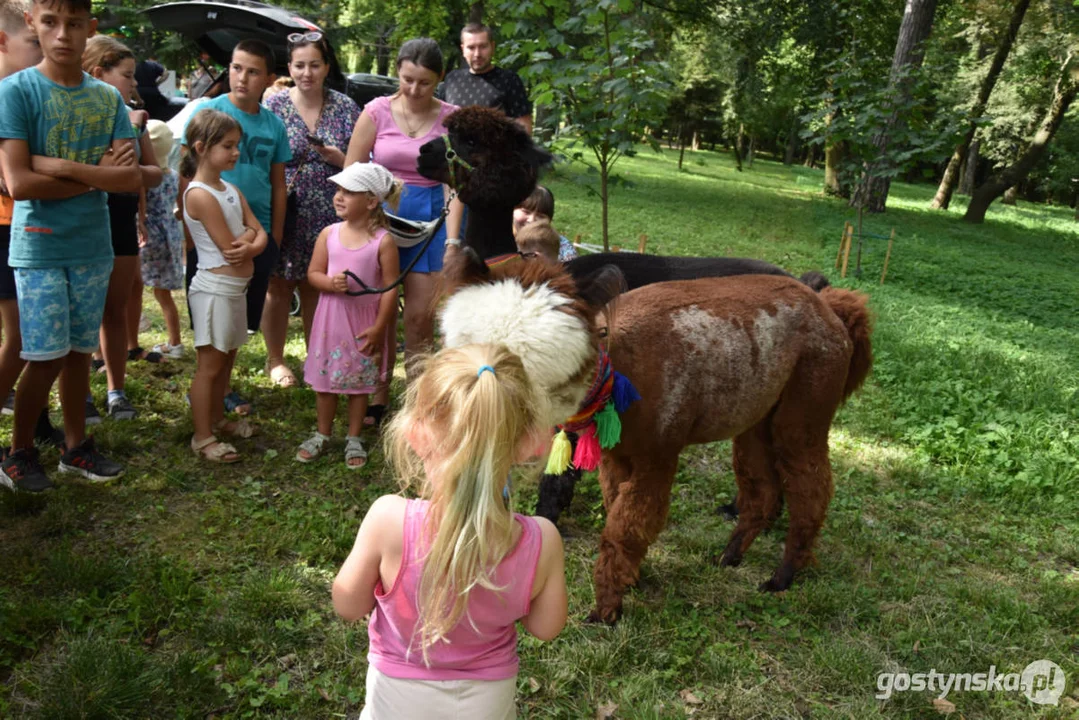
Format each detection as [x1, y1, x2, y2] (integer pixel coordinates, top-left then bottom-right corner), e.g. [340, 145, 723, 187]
[99, 0, 1079, 244]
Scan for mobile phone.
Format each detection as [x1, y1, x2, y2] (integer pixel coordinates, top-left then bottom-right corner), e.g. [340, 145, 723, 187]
[306, 134, 325, 146]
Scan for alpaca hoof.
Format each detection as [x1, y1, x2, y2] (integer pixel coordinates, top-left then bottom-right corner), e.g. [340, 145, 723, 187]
[717, 501, 739, 521]
[759, 566, 795, 593]
[718, 549, 743, 568]
[586, 606, 622, 625]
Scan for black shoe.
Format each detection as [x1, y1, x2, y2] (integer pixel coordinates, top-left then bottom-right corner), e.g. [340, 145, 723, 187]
[34, 410, 65, 448]
[2, 391, 13, 416]
[107, 395, 137, 421]
[85, 398, 102, 426]
[58, 436, 123, 482]
[0, 447, 54, 492]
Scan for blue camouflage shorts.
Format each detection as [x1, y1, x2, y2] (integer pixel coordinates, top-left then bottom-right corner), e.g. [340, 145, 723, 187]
[14, 261, 113, 361]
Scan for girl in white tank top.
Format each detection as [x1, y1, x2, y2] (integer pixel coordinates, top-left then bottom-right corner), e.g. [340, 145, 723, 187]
[180, 108, 268, 463]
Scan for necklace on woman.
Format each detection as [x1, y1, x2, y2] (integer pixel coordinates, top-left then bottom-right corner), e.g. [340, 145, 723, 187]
[398, 99, 429, 138]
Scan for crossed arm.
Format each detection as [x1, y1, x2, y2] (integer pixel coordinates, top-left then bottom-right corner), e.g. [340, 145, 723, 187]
[0, 137, 141, 200]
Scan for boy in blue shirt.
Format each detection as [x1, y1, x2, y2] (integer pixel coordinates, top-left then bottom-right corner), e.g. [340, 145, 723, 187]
[0, 0, 139, 491]
[182, 39, 290, 334]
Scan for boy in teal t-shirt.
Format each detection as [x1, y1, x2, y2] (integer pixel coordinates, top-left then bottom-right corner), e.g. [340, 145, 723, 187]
[181, 38, 290, 334]
[0, 0, 139, 492]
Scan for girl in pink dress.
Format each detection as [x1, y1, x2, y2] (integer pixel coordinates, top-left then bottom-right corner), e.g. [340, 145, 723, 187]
[299, 163, 401, 468]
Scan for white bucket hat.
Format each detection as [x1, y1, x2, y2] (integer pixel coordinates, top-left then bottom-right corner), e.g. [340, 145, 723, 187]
[328, 162, 396, 199]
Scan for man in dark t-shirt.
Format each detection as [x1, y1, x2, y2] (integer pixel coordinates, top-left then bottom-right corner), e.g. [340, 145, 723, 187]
[443, 23, 533, 134]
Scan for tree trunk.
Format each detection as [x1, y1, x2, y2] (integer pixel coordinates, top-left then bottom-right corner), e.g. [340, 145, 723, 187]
[746, 136, 755, 168]
[930, 0, 1031, 210]
[678, 130, 687, 170]
[958, 139, 979, 195]
[1001, 183, 1019, 205]
[732, 125, 744, 172]
[691, 130, 700, 151]
[854, 0, 939, 212]
[468, 1, 484, 24]
[376, 26, 392, 76]
[600, 159, 610, 251]
[803, 144, 818, 168]
[824, 140, 847, 197]
[783, 117, 799, 165]
[965, 54, 1078, 223]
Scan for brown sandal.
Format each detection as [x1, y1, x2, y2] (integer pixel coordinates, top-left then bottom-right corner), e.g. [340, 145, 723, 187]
[191, 434, 240, 463]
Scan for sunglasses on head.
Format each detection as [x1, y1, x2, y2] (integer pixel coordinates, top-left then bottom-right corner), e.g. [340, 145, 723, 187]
[288, 31, 324, 45]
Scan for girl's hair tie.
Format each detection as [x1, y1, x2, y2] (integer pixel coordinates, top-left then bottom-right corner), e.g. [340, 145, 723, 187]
[476, 364, 495, 378]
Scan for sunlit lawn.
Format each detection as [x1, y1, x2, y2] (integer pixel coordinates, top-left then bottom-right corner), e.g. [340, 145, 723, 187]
[2, 144, 1077, 718]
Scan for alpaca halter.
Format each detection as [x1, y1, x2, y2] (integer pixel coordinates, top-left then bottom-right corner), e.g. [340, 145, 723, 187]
[442, 133, 474, 190]
[544, 348, 641, 475]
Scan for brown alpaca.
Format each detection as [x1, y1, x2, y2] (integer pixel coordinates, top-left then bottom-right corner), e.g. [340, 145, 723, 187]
[439, 251, 872, 624]
[591, 275, 871, 623]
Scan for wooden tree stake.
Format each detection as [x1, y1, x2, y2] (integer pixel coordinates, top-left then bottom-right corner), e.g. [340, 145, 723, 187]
[841, 226, 852, 278]
[836, 221, 851, 269]
[638, 233, 648, 253]
[880, 228, 895, 284]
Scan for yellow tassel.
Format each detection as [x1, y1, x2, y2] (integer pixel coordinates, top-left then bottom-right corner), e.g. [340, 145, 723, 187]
[545, 430, 572, 475]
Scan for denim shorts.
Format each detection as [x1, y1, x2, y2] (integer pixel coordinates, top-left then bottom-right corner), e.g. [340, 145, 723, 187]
[14, 261, 113, 361]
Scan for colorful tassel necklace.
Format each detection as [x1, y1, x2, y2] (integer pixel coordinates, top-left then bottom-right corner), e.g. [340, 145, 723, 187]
[544, 347, 641, 475]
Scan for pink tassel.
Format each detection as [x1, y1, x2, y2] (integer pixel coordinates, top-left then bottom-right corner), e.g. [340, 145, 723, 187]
[572, 425, 601, 471]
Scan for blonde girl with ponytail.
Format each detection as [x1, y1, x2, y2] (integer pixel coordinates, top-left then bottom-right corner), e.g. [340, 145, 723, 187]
[333, 343, 567, 719]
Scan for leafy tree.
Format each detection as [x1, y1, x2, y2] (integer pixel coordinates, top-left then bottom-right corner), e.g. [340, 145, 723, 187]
[498, 0, 671, 250]
[965, 50, 1079, 222]
[852, 0, 939, 212]
[929, 0, 1032, 210]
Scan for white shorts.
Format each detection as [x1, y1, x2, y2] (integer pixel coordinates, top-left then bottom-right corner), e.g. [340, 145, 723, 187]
[359, 664, 516, 720]
[188, 270, 249, 353]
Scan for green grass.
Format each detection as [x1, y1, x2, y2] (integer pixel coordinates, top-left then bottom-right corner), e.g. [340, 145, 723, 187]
[2, 146, 1078, 718]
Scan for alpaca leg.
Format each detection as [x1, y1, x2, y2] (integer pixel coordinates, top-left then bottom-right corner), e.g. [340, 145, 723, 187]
[535, 466, 581, 525]
[719, 420, 782, 568]
[589, 453, 676, 625]
[760, 442, 833, 592]
[535, 432, 582, 525]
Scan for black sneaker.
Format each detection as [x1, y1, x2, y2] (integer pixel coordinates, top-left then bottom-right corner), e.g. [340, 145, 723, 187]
[34, 410, 65, 448]
[107, 395, 137, 421]
[0, 447, 54, 492]
[58, 436, 123, 482]
[85, 398, 102, 426]
[2, 391, 13, 416]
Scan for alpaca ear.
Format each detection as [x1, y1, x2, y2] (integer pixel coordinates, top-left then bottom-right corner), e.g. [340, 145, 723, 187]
[575, 264, 626, 312]
[443, 246, 490, 290]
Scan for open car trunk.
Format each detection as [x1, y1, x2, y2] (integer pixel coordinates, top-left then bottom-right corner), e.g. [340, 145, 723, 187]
[146, 0, 396, 107]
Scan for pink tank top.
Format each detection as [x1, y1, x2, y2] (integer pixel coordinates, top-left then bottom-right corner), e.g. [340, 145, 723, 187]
[368, 498, 542, 681]
[366, 96, 458, 187]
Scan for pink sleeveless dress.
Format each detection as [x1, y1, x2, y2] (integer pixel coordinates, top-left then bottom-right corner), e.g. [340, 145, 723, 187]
[304, 224, 390, 394]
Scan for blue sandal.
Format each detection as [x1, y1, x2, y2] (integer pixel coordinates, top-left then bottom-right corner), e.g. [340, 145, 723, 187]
[224, 391, 251, 416]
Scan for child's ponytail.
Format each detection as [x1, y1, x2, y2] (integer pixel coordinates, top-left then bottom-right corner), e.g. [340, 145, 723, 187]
[384, 344, 543, 663]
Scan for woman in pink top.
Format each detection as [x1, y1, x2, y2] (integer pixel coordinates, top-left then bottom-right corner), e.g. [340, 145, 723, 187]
[333, 344, 567, 719]
[345, 38, 465, 428]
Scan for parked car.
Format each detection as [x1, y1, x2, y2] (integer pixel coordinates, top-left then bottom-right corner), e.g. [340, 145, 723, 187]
[145, 0, 397, 108]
